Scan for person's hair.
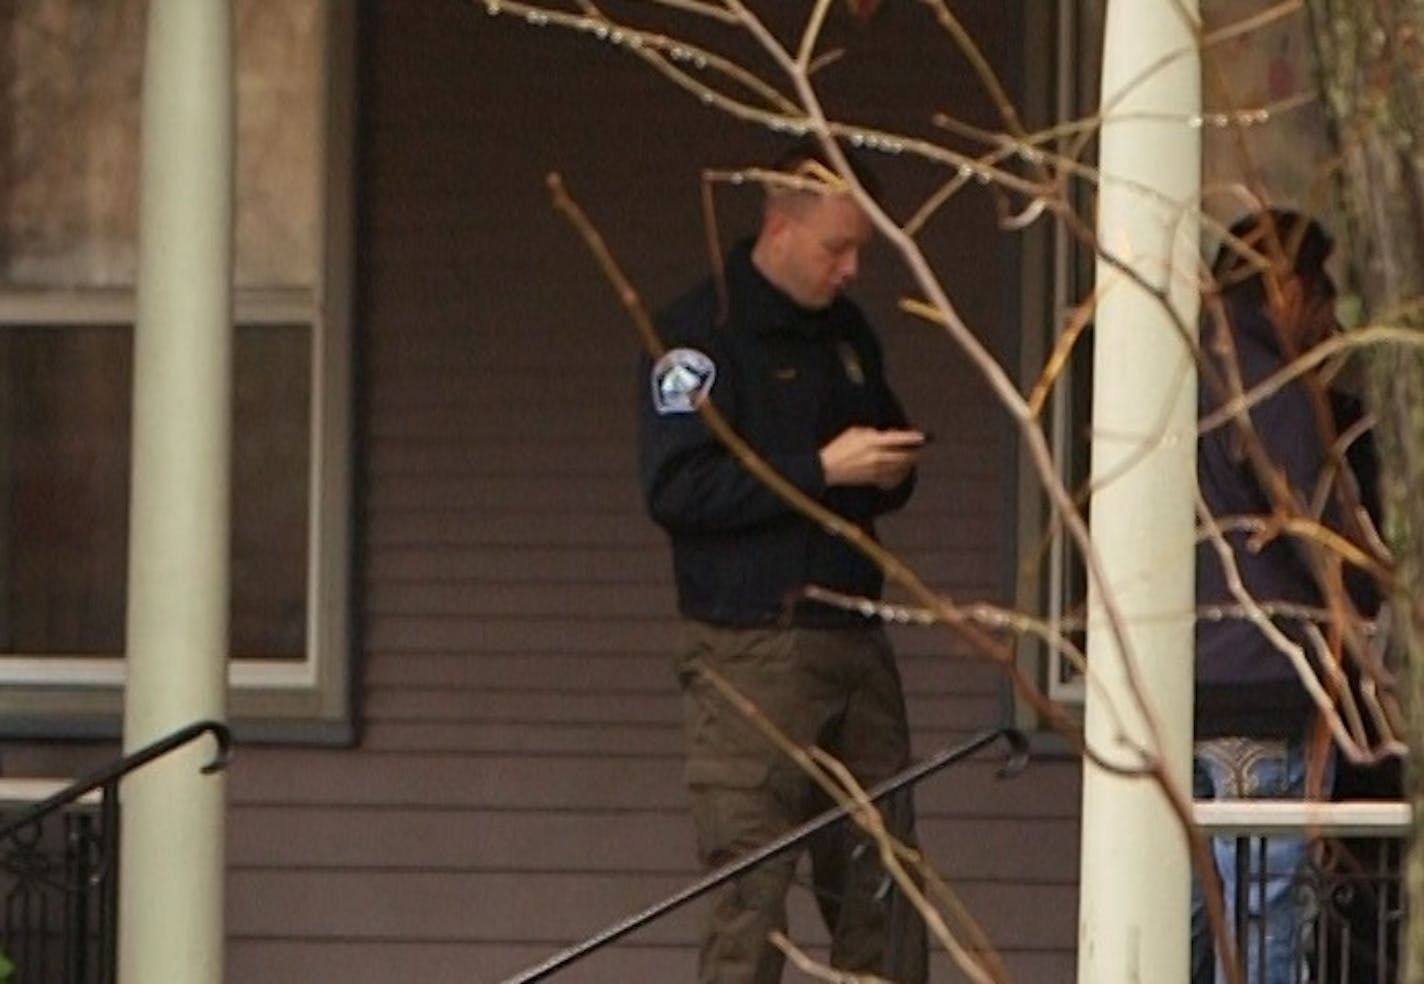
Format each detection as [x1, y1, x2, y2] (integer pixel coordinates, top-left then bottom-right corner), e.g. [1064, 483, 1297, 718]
[1209, 208, 1334, 310]
[766, 135, 883, 205]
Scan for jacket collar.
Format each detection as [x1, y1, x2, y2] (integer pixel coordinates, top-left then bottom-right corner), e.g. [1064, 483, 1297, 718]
[725, 239, 839, 339]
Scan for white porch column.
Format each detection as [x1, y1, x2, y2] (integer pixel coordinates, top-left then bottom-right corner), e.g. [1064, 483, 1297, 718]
[119, 2, 234, 983]
[1077, 2, 1201, 982]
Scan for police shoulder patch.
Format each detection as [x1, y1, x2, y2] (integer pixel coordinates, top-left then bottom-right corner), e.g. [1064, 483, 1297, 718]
[652, 347, 717, 415]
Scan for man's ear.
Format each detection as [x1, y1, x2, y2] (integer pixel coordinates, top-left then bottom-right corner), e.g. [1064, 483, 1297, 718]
[759, 204, 794, 245]
[763, 201, 791, 231]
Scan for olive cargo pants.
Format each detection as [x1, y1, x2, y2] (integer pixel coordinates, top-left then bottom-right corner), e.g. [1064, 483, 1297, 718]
[675, 621, 929, 984]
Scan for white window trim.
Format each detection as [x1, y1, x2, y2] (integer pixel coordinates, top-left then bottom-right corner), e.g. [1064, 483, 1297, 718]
[1012, 0, 1092, 725]
[0, 1, 356, 742]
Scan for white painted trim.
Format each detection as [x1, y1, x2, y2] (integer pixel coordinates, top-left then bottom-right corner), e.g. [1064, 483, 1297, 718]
[0, 287, 316, 326]
[1193, 799, 1411, 837]
[0, 656, 314, 688]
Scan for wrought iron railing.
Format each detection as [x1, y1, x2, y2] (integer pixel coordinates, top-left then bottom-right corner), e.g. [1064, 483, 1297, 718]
[0, 720, 232, 984]
[502, 724, 1029, 984]
[1195, 800, 1407, 984]
[501, 736, 1403, 984]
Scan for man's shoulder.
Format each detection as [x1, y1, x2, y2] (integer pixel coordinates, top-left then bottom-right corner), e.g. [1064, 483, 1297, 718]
[656, 276, 721, 347]
[1201, 329, 1301, 414]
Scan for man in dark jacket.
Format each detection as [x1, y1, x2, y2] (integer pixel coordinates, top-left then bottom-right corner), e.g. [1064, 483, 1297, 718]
[639, 139, 928, 984]
[1192, 209, 1376, 983]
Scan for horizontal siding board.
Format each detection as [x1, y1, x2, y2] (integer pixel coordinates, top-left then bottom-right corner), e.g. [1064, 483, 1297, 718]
[896, 649, 1011, 688]
[365, 410, 626, 443]
[363, 545, 1004, 590]
[361, 689, 684, 725]
[359, 674, 998, 706]
[363, 680, 998, 710]
[940, 882, 1080, 949]
[228, 803, 1076, 884]
[363, 580, 675, 617]
[358, 438, 1002, 484]
[363, 615, 680, 653]
[228, 805, 694, 873]
[366, 544, 667, 583]
[892, 627, 1016, 660]
[228, 870, 1076, 951]
[927, 816, 1080, 883]
[229, 750, 1076, 817]
[227, 940, 699, 984]
[360, 627, 1012, 676]
[228, 941, 1071, 984]
[362, 691, 1004, 737]
[365, 487, 646, 518]
[361, 511, 1006, 551]
[362, 650, 1003, 694]
[363, 428, 631, 461]
[363, 348, 635, 380]
[225, 751, 692, 810]
[362, 511, 662, 548]
[363, 652, 679, 688]
[363, 619, 1020, 667]
[362, 474, 1005, 512]
[883, 540, 1006, 576]
[356, 720, 1020, 759]
[359, 720, 686, 756]
[367, 438, 638, 476]
[227, 869, 703, 942]
[364, 431, 999, 483]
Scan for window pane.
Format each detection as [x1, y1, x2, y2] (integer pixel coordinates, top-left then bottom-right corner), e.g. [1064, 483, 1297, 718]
[0, 326, 130, 652]
[0, 324, 310, 658]
[232, 325, 310, 659]
[0, 0, 321, 289]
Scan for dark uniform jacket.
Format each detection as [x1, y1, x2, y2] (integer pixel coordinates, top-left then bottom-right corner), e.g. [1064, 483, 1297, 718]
[639, 240, 914, 628]
[1195, 304, 1375, 739]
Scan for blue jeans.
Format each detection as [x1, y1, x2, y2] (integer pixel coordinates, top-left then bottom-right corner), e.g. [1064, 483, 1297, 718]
[1190, 737, 1326, 984]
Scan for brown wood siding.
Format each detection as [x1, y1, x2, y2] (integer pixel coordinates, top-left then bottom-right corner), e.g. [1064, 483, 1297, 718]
[4, 3, 1082, 982]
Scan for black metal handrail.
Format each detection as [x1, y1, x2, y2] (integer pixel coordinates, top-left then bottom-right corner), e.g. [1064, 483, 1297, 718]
[0, 719, 232, 984]
[503, 724, 1029, 984]
[0, 720, 232, 844]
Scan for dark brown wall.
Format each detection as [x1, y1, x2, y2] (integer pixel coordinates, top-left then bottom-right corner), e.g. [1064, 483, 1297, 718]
[9, 3, 1082, 981]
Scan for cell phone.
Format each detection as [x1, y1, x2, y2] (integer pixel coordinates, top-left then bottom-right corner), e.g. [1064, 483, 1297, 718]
[885, 430, 931, 449]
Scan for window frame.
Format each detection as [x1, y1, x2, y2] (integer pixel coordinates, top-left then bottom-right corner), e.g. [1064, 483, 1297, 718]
[1010, 0, 1096, 730]
[0, 1, 357, 743]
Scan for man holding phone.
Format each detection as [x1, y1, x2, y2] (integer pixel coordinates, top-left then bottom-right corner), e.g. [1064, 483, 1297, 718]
[638, 137, 928, 984]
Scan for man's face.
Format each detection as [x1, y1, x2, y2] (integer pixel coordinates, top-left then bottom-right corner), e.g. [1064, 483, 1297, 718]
[760, 192, 874, 309]
[1272, 269, 1339, 353]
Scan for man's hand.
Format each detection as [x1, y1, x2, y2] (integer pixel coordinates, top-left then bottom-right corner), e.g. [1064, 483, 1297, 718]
[819, 427, 926, 490]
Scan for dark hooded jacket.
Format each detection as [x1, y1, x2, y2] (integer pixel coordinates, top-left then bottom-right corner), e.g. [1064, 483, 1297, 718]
[1195, 303, 1376, 739]
[638, 240, 914, 628]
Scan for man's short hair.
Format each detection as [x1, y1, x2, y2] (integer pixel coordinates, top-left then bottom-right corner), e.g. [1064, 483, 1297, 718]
[768, 135, 883, 204]
[1210, 208, 1334, 309]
